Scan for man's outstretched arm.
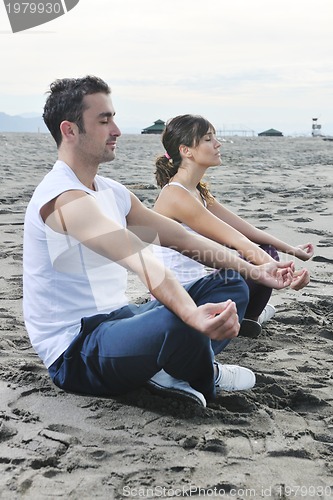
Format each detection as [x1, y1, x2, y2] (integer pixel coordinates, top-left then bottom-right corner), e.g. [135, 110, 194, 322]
[127, 193, 294, 290]
[41, 189, 241, 341]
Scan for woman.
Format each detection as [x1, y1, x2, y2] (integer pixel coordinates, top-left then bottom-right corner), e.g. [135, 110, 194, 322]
[153, 115, 313, 337]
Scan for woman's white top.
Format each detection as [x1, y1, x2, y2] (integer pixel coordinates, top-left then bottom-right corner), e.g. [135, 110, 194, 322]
[153, 182, 209, 285]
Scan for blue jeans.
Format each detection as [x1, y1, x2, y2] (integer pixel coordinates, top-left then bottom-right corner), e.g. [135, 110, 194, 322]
[48, 269, 249, 400]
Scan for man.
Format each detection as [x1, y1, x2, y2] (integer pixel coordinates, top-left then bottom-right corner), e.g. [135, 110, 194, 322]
[23, 76, 294, 407]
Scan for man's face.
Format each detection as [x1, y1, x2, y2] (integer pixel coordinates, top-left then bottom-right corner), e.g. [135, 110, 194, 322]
[76, 92, 121, 165]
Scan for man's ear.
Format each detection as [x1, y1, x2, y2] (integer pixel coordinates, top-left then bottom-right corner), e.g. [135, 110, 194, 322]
[60, 120, 77, 142]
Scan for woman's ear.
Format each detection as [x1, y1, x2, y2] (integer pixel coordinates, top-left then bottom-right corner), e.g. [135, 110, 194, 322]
[179, 144, 192, 158]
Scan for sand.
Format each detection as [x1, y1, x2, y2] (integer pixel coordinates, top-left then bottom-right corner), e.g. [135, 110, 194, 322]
[0, 133, 332, 499]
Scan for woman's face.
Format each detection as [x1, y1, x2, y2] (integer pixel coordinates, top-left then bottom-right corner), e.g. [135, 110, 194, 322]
[190, 128, 222, 167]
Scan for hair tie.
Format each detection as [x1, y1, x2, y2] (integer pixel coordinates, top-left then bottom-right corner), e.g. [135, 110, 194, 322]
[164, 152, 171, 160]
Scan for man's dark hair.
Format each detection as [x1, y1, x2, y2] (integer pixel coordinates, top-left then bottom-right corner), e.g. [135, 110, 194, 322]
[43, 75, 111, 147]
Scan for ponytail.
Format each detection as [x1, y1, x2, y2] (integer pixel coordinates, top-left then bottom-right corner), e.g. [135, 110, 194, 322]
[155, 155, 214, 205]
[154, 155, 179, 189]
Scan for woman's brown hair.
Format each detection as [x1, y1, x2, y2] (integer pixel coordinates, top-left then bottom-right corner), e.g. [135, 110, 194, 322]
[154, 114, 215, 204]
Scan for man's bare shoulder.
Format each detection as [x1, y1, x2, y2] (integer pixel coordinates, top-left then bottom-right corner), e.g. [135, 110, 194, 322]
[40, 190, 89, 224]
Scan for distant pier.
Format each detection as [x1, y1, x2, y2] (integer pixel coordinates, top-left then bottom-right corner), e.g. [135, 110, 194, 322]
[216, 125, 256, 137]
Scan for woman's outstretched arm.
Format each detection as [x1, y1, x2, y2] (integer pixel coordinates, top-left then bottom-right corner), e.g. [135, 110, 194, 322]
[207, 196, 314, 261]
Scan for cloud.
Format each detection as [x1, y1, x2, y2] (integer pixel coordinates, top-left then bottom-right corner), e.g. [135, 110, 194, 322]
[0, 0, 332, 133]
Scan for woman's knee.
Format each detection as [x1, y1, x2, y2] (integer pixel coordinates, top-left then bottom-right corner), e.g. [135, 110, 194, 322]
[260, 244, 279, 261]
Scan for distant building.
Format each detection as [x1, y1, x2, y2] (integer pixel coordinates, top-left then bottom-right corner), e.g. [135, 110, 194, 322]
[311, 118, 322, 137]
[141, 119, 165, 135]
[258, 128, 283, 137]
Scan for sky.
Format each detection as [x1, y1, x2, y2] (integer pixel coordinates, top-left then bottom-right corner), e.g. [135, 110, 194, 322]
[0, 0, 332, 135]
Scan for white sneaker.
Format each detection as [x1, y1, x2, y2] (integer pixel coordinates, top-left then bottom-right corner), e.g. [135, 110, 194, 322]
[258, 304, 276, 324]
[214, 362, 256, 392]
[147, 369, 207, 407]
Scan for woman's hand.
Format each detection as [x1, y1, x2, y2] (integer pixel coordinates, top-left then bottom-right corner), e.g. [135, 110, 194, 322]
[290, 268, 310, 290]
[293, 243, 314, 261]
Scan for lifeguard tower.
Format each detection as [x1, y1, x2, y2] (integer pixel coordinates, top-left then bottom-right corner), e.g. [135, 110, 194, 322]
[312, 118, 322, 137]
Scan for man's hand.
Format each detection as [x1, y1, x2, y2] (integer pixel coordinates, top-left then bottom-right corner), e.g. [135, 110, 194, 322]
[253, 261, 310, 291]
[186, 299, 240, 341]
[251, 260, 295, 289]
[290, 268, 310, 290]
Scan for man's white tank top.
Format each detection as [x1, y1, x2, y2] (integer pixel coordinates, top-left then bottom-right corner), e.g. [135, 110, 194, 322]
[23, 161, 131, 368]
